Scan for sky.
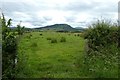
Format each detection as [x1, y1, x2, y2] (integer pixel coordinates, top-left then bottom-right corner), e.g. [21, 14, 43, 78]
[0, 0, 119, 28]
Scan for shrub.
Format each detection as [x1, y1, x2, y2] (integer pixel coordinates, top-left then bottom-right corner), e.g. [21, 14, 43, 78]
[40, 34, 42, 36]
[31, 42, 37, 47]
[51, 38, 57, 43]
[3, 33, 17, 53]
[83, 20, 119, 78]
[79, 33, 84, 38]
[84, 20, 118, 51]
[46, 37, 52, 40]
[26, 34, 32, 39]
[77, 34, 80, 36]
[1, 13, 17, 78]
[30, 34, 32, 37]
[60, 37, 66, 42]
[68, 34, 71, 35]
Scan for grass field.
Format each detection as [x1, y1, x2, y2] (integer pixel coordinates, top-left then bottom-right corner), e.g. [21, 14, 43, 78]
[16, 31, 86, 78]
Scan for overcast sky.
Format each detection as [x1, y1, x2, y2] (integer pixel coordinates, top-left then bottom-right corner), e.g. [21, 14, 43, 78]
[0, 0, 119, 28]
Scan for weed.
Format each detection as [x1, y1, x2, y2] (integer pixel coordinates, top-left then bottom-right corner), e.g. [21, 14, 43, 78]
[51, 38, 57, 43]
[60, 37, 66, 42]
[40, 34, 42, 36]
[31, 42, 37, 47]
[77, 34, 80, 36]
[46, 37, 52, 40]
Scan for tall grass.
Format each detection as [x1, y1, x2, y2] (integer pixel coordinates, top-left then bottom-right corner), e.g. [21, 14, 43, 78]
[50, 38, 57, 43]
[60, 37, 66, 42]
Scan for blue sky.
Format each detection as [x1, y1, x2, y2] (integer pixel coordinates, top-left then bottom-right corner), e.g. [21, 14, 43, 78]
[0, 0, 119, 28]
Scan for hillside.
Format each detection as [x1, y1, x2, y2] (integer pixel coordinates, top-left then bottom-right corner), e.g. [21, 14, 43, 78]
[10, 24, 86, 32]
[35, 24, 82, 32]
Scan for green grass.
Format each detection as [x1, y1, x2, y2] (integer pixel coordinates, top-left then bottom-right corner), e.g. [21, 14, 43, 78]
[16, 31, 85, 78]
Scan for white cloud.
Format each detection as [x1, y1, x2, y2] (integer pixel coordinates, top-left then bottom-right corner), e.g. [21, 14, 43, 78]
[1, 0, 119, 28]
[12, 12, 32, 21]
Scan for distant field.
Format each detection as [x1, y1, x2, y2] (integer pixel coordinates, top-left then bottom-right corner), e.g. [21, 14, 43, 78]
[16, 32, 86, 78]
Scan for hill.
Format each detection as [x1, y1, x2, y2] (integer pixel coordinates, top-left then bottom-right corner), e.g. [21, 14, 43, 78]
[35, 24, 82, 32]
[9, 24, 86, 32]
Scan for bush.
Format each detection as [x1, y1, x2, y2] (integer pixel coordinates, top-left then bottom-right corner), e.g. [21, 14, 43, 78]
[68, 34, 71, 36]
[31, 42, 37, 47]
[83, 44, 119, 78]
[3, 33, 17, 53]
[60, 37, 66, 42]
[84, 20, 118, 51]
[82, 20, 119, 78]
[46, 37, 52, 40]
[77, 34, 80, 36]
[30, 34, 32, 37]
[51, 38, 57, 43]
[74, 34, 77, 36]
[1, 13, 17, 78]
[40, 34, 42, 36]
[26, 34, 32, 39]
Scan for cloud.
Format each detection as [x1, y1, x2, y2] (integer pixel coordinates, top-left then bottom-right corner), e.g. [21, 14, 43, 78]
[1, 0, 119, 28]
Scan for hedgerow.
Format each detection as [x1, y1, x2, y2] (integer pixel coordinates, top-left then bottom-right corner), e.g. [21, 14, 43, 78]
[83, 20, 119, 78]
[1, 13, 24, 78]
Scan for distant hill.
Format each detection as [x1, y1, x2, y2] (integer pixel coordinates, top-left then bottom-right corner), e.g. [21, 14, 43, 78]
[74, 27, 86, 32]
[9, 24, 86, 32]
[35, 24, 84, 32]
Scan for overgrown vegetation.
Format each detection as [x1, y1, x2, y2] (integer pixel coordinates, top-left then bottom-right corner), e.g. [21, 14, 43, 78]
[16, 22, 25, 35]
[83, 20, 119, 78]
[60, 37, 66, 42]
[1, 13, 25, 78]
[46, 37, 52, 40]
[50, 38, 57, 43]
[1, 13, 17, 78]
[31, 42, 37, 47]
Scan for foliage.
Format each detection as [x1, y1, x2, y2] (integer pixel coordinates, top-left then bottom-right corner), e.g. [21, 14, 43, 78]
[77, 34, 80, 36]
[60, 37, 66, 42]
[51, 38, 57, 43]
[83, 20, 119, 78]
[31, 42, 37, 47]
[46, 37, 52, 40]
[1, 13, 17, 78]
[16, 23, 25, 35]
[84, 20, 118, 51]
[40, 33, 42, 36]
